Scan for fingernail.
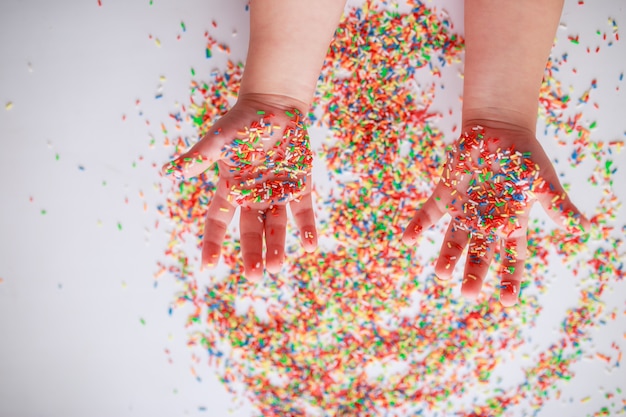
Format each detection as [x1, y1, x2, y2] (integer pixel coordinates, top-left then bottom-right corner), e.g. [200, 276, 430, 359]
[200, 261, 215, 272]
[434, 275, 447, 284]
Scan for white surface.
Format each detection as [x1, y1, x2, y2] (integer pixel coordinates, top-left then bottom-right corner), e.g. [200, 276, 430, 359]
[0, 1, 625, 416]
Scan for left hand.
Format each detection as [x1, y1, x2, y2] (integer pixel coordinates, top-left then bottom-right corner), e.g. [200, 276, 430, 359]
[402, 123, 589, 306]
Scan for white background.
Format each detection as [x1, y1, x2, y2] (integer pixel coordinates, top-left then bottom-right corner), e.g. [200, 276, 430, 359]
[1, 0, 625, 416]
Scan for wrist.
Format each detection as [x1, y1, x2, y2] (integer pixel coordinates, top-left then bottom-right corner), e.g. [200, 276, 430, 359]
[239, 0, 346, 112]
[462, 106, 537, 136]
[236, 92, 310, 115]
[238, 31, 321, 110]
[239, 68, 316, 111]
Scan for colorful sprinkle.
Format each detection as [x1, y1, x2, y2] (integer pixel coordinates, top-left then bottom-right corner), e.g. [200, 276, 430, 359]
[155, 3, 624, 416]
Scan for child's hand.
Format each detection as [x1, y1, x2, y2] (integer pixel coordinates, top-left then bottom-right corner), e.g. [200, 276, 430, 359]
[162, 97, 317, 279]
[402, 124, 589, 306]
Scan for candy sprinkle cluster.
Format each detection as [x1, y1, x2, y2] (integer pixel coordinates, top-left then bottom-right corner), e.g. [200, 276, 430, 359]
[221, 110, 313, 205]
[156, 2, 625, 417]
[442, 126, 541, 241]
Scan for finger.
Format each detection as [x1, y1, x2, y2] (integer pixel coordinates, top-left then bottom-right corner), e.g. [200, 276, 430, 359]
[264, 204, 288, 274]
[434, 221, 470, 280]
[289, 186, 317, 252]
[535, 175, 590, 234]
[201, 184, 236, 269]
[460, 236, 497, 301]
[240, 206, 266, 280]
[498, 232, 528, 307]
[402, 183, 449, 246]
[162, 129, 226, 179]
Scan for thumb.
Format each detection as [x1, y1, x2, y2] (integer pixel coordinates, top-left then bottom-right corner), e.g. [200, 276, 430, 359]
[535, 177, 590, 234]
[161, 131, 225, 179]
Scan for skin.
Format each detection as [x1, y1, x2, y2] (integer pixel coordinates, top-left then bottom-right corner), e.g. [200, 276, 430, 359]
[164, 0, 589, 298]
[402, 0, 590, 306]
[162, 0, 347, 279]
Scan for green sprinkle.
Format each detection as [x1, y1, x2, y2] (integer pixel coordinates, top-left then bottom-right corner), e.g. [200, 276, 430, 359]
[140, 318, 146, 325]
[190, 67, 195, 76]
[257, 110, 265, 115]
[117, 222, 122, 231]
[285, 110, 294, 117]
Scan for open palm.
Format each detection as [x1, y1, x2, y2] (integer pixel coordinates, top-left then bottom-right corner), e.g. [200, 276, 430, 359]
[402, 125, 589, 306]
[163, 98, 317, 279]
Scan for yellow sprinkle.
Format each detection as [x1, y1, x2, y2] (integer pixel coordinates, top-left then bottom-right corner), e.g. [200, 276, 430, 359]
[5, 102, 13, 110]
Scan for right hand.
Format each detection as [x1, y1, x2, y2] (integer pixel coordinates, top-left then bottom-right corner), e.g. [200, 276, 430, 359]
[161, 95, 318, 279]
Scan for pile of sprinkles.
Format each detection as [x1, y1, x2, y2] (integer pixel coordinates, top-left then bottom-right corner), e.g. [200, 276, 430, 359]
[220, 110, 313, 205]
[439, 126, 542, 240]
[155, 2, 625, 416]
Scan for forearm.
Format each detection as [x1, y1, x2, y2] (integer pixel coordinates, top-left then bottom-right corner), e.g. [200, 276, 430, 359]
[239, 0, 347, 110]
[462, 0, 564, 133]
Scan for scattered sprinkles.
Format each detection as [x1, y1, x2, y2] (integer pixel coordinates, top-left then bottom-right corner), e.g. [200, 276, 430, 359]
[154, 2, 624, 416]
